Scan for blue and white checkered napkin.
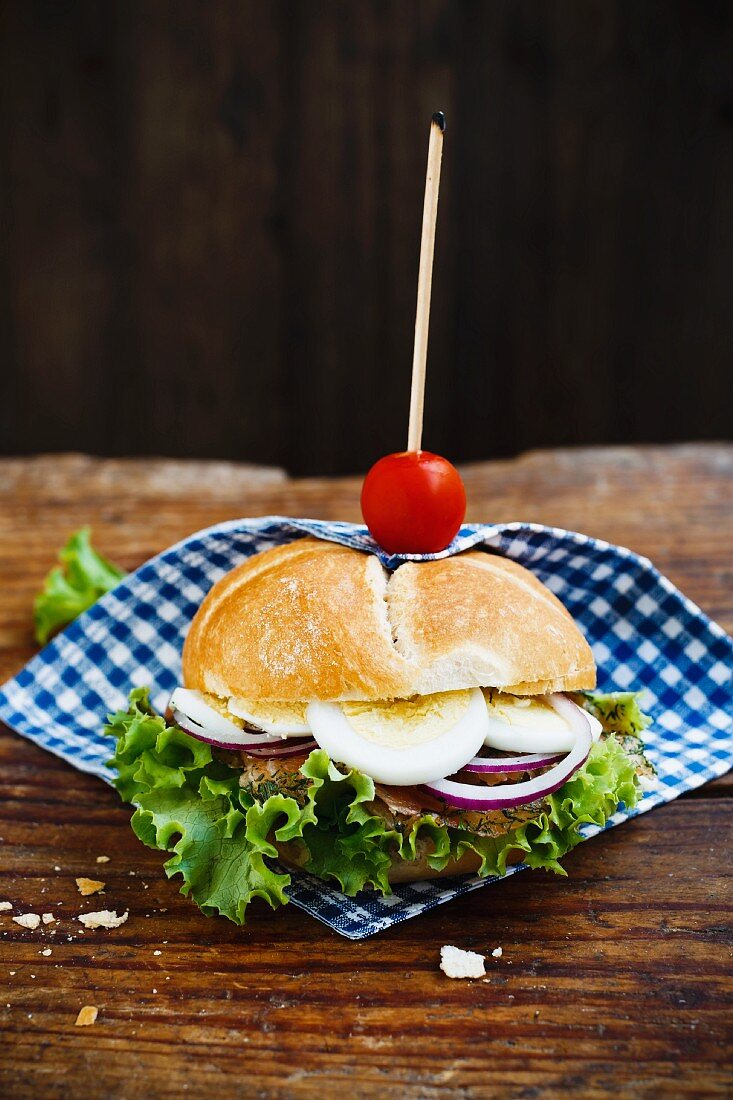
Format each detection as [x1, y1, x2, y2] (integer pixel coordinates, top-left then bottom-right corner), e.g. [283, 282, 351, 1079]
[1, 518, 731, 939]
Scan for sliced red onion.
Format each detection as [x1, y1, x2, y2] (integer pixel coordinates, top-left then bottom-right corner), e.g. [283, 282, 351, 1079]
[463, 751, 563, 774]
[172, 708, 282, 750]
[547, 692, 588, 729]
[422, 704, 592, 810]
[244, 739, 318, 759]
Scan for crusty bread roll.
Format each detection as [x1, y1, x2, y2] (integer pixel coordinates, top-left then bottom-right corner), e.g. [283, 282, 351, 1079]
[182, 538, 595, 701]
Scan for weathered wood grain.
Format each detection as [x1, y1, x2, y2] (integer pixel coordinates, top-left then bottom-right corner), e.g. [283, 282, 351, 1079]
[0, 445, 731, 1098]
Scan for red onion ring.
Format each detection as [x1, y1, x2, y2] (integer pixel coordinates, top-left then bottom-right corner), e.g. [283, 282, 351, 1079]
[547, 692, 587, 728]
[172, 707, 283, 750]
[422, 704, 592, 810]
[244, 739, 318, 759]
[462, 751, 563, 774]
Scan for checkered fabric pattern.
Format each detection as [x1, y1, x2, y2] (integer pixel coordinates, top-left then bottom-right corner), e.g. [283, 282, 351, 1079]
[0, 518, 731, 939]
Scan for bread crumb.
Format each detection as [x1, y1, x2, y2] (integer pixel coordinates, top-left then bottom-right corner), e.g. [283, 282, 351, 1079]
[12, 913, 40, 930]
[76, 878, 105, 896]
[440, 945, 486, 980]
[75, 1005, 98, 1027]
[78, 910, 128, 930]
[41, 913, 55, 925]
[0, 902, 12, 912]
[54, 865, 61, 871]
[153, 949, 161, 956]
[41, 949, 52, 957]
[95, 856, 110, 863]
[492, 946, 503, 958]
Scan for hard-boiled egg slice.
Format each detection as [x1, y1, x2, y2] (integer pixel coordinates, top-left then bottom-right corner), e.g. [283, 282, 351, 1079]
[227, 696, 311, 737]
[306, 689, 488, 786]
[169, 687, 253, 740]
[482, 690, 602, 753]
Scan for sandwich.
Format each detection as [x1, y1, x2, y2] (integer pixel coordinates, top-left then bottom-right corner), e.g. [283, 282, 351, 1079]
[106, 538, 651, 923]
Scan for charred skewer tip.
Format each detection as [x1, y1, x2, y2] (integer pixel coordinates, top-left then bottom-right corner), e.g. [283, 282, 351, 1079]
[431, 111, 446, 132]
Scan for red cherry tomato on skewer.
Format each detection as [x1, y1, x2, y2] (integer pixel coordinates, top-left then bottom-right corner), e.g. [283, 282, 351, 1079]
[361, 451, 466, 555]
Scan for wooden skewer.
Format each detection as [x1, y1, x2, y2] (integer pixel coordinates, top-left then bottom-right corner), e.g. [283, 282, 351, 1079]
[407, 111, 445, 453]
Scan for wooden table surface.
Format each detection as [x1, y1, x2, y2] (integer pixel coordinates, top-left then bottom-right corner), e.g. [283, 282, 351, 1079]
[1, 444, 731, 1099]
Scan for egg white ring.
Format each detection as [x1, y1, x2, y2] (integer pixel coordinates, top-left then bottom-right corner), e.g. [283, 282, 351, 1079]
[306, 688, 489, 786]
[483, 695, 602, 754]
[226, 698, 311, 737]
[169, 687, 278, 742]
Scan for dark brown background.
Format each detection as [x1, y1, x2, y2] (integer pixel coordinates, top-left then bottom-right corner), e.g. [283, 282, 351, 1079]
[1, 0, 732, 477]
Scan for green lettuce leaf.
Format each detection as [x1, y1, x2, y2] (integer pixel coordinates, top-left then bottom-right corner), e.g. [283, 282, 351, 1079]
[298, 751, 398, 894]
[34, 527, 126, 644]
[106, 689, 303, 919]
[105, 689, 648, 925]
[573, 690, 652, 737]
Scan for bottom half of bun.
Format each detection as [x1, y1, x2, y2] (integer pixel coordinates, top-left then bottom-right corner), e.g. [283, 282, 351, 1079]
[273, 836, 524, 885]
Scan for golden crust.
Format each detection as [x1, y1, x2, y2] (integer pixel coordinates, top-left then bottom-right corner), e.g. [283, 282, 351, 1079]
[183, 539, 596, 703]
[387, 552, 596, 696]
[182, 540, 417, 702]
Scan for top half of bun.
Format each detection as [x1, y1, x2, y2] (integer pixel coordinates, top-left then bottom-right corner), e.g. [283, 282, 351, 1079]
[182, 538, 596, 702]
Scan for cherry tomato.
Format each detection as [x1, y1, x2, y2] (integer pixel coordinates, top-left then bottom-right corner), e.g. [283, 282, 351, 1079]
[361, 451, 467, 554]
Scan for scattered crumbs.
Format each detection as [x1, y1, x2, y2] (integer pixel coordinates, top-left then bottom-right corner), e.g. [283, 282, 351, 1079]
[491, 947, 503, 958]
[165, 976, 170, 981]
[153, 950, 162, 956]
[12, 913, 40, 930]
[534, 1010, 541, 1020]
[76, 878, 105, 896]
[152, 988, 157, 994]
[9, 971, 15, 976]
[75, 1005, 98, 1027]
[128, 871, 136, 876]
[96, 856, 110, 864]
[0, 902, 12, 912]
[30, 974, 35, 979]
[440, 945, 486, 980]
[54, 866, 61, 872]
[42, 913, 55, 925]
[41, 949, 52, 957]
[78, 910, 128, 930]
